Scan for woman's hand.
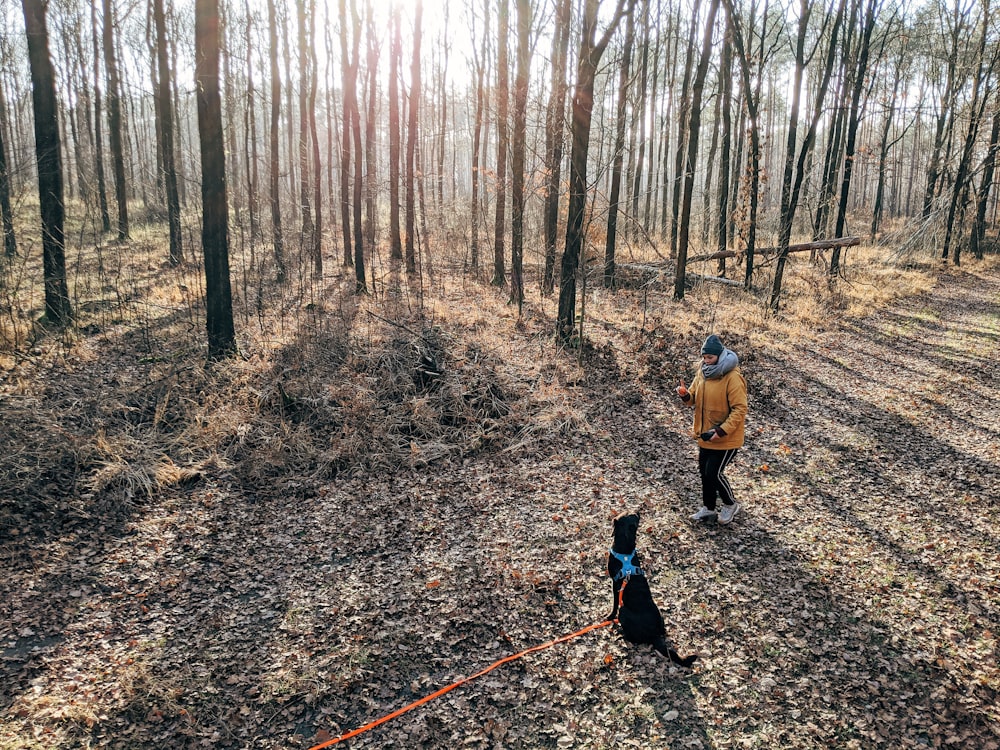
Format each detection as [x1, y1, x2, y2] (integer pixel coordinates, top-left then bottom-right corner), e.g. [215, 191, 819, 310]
[676, 378, 688, 397]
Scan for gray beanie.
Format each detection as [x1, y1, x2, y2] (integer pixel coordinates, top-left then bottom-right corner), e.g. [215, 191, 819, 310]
[701, 334, 724, 356]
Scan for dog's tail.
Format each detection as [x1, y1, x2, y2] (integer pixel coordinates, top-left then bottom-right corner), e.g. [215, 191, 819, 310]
[653, 638, 698, 669]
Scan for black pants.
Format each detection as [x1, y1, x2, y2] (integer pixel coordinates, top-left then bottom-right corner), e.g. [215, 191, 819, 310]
[699, 447, 739, 510]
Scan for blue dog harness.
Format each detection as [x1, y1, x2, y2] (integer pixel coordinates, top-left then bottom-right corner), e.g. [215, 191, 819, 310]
[609, 549, 645, 581]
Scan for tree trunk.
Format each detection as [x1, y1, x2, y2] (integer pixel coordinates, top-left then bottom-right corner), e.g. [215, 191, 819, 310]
[309, 0, 323, 278]
[267, 0, 286, 281]
[723, 0, 769, 291]
[0, 70, 15, 258]
[921, 2, 963, 220]
[154, 0, 183, 265]
[405, 0, 423, 275]
[509, 0, 530, 311]
[492, 0, 509, 288]
[557, 0, 631, 343]
[716, 20, 733, 269]
[469, 0, 488, 274]
[195, 0, 236, 358]
[831, 0, 878, 277]
[871, 54, 902, 242]
[244, 0, 262, 242]
[674, 0, 720, 300]
[102, 0, 129, 241]
[21, 0, 71, 325]
[338, 0, 354, 268]
[605, 8, 635, 290]
[772, 0, 845, 308]
[542, 0, 571, 293]
[670, 0, 699, 258]
[629, 2, 650, 235]
[349, 0, 365, 292]
[89, 0, 111, 233]
[970, 106, 1000, 260]
[364, 4, 378, 258]
[388, 4, 403, 261]
[296, 0, 315, 268]
[942, 0, 995, 266]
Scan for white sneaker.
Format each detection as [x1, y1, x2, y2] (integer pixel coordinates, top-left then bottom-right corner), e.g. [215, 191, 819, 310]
[690, 506, 717, 521]
[718, 503, 741, 525]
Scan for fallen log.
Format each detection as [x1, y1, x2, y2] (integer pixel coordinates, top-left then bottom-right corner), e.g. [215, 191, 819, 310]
[686, 236, 861, 264]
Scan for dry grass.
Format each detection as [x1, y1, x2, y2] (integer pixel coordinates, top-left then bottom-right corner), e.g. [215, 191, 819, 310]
[0, 198, 992, 522]
[3, 200, 1000, 749]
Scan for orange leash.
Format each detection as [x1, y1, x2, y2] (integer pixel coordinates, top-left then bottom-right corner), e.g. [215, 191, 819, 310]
[309, 618, 614, 749]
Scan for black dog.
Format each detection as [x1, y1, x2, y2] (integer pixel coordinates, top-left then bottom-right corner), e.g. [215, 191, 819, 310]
[607, 513, 697, 668]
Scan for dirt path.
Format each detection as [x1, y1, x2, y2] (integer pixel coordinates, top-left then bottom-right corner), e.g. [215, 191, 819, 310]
[2, 266, 998, 749]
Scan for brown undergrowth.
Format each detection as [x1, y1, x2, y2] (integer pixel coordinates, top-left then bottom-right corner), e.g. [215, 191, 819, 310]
[2, 229, 999, 749]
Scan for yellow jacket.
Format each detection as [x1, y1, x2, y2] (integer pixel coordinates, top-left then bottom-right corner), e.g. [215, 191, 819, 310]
[682, 365, 747, 449]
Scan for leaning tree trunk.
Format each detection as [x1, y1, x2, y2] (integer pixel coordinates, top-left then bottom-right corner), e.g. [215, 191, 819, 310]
[195, 0, 236, 358]
[21, 0, 71, 325]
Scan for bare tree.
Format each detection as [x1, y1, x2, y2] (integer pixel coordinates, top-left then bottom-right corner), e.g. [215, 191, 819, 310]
[21, 0, 71, 325]
[971, 103, 1000, 260]
[604, 6, 635, 289]
[405, 0, 423, 275]
[509, 0, 530, 310]
[542, 0, 570, 293]
[102, 0, 129, 241]
[469, 0, 489, 275]
[725, 0, 778, 290]
[267, 0, 286, 281]
[296, 0, 316, 269]
[153, 0, 183, 265]
[349, 0, 365, 292]
[941, 0, 998, 265]
[831, 0, 880, 278]
[557, 0, 632, 343]
[492, 0, 510, 288]
[195, 0, 236, 357]
[388, 3, 403, 261]
[338, 0, 356, 269]
[0, 69, 15, 258]
[244, 0, 262, 242]
[674, 0, 721, 300]
[89, 1, 111, 233]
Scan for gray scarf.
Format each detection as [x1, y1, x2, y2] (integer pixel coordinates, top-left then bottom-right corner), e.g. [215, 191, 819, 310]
[702, 348, 739, 380]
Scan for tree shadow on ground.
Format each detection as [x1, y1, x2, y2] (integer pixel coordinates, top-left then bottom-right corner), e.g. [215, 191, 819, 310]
[681, 511, 997, 747]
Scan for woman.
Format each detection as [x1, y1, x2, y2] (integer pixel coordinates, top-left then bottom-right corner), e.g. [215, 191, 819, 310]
[676, 334, 747, 525]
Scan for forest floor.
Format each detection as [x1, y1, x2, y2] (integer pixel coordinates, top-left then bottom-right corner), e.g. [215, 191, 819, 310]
[2, 254, 999, 749]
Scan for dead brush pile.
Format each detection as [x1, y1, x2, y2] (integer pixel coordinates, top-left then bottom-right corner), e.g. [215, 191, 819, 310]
[0, 307, 533, 540]
[230, 320, 525, 490]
